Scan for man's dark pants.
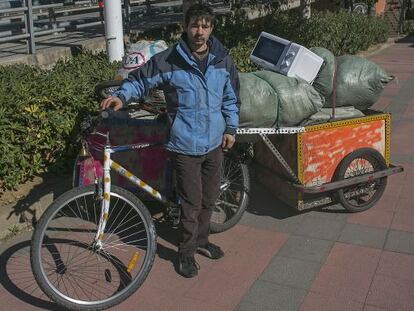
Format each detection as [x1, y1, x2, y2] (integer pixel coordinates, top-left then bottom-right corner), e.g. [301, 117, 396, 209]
[171, 147, 223, 256]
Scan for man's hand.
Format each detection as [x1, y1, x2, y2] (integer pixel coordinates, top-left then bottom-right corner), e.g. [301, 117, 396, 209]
[100, 96, 123, 111]
[222, 134, 235, 151]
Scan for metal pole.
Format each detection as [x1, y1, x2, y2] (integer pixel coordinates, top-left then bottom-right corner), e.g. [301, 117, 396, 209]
[103, 0, 124, 62]
[25, 0, 35, 54]
[124, 0, 131, 35]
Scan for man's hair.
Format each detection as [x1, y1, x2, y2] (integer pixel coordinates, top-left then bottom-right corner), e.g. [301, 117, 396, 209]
[184, 3, 215, 27]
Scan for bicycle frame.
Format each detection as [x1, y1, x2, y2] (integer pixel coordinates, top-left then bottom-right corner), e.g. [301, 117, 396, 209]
[93, 132, 171, 248]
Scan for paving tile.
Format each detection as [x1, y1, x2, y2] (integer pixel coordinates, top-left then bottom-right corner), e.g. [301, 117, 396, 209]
[184, 264, 253, 309]
[384, 230, 414, 254]
[212, 229, 288, 279]
[372, 97, 390, 111]
[346, 209, 394, 229]
[240, 280, 307, 311]
[235, 301, 275, 311]
[173, 297, 232, 311]
[382, 183, 402, 202]
[374, 193, 400, 211]
[391, 211, 414, 233]
[310, 265, 373, 302]
[259, 256, 322, 290]
[240, 212, 305, 233]
[366, 274, 414, 311]
[208, 224, 252, 252]
[377, 251, 414, 281]
[395, 197, 414, 213]
[324, 242, 381, 275]
[299, 292, 364, 311]
[338, 223, 388, 249]
[363, 305, 387, 311]
[294, 216, 345, 241]
[398, 183, 414, 199]
[277, 235, 334, 263]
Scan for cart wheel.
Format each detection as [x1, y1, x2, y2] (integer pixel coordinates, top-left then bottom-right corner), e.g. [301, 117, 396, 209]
[335, 148, 387, 212]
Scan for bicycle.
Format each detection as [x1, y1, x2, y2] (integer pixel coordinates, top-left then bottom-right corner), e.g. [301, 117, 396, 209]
[30, 107, 250, 310]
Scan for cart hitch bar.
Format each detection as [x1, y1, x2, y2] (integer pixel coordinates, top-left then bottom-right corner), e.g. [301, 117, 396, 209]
[292, 165, 404, 194]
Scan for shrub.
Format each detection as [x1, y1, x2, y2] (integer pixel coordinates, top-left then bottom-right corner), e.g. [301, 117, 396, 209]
[0, 52, 118, 190]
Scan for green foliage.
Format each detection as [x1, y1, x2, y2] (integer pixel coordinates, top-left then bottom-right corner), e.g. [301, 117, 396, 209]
[0, 51, 118, 190]
[402, 20, 414, 34]
[215, 9, 389, 72]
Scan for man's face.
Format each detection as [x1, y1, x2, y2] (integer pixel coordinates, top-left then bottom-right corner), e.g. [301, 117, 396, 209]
[185, 17, 213, 50]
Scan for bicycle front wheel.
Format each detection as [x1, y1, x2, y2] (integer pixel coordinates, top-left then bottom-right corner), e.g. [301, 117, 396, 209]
[30, 185, 156, 311]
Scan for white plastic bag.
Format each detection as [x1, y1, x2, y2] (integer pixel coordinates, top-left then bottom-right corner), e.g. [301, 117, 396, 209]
[117, 40, 168, 78]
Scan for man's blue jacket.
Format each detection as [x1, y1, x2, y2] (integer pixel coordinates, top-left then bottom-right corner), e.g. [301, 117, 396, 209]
[113, 34, 240, 156]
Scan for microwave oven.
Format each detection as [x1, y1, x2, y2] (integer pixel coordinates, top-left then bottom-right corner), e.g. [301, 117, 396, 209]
[249, 32, 324, 84]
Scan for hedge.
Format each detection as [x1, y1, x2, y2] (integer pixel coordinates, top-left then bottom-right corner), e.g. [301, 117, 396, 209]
[0, 10, 390, 191]
[0, 52, 118, 190]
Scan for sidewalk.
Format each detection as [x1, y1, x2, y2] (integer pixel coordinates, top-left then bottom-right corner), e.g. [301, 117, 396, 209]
[0, 35, 414, 311]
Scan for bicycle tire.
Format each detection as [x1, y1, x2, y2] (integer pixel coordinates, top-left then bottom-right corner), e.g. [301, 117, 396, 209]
[335, 148, 387, 212]
[210, 156, 250, 233]
[30, 185, 157, 311]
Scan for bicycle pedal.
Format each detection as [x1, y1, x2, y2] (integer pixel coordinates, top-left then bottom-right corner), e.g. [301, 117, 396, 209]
[168, 206, 181, 226]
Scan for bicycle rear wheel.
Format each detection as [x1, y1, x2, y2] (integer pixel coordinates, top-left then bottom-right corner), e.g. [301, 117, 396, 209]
[210, 155, 250, 233]
[30, 185, 156, 311]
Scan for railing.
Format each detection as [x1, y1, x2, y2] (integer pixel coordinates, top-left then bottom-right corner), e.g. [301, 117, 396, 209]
[0, 0, 182, 54]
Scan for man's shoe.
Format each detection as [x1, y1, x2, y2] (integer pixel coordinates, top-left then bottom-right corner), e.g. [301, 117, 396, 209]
[178, 254, 199, 278]
[197, 242, 224, 260]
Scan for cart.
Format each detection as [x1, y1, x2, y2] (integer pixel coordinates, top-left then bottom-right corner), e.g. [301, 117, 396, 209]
[245, 109, 404, 212]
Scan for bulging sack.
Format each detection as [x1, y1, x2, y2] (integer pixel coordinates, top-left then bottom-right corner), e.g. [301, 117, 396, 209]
[310, 47, 335, 100]
[310, 48, 393, 110]
[239, 71, 324, 128]
[332, 55, 393, 110]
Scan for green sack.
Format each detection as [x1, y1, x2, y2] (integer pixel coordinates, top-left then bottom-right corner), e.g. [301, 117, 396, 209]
[310, 47, 335, 100]
[332, 55, 393, 110]
[238, 72, 279, 128]
[239, 71, 324, 127]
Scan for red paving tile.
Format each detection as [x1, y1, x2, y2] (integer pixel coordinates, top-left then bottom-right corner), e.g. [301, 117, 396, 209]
[347, 209, 394, 229]
[212, 228, 288, 278]
[299, 292, 364, 311]
[397, 182, 414, 200]
[370, 194, 399, 211]
[310, 265, 373, 303]
[395, 197, 414, 213]
[363, 305, 387, 311]
[108, 225, 287, 311]
[172, 297, 232, 311]
[184, 228, 288, 309]
[377, 251, 414, 282]
[404, 100, 414, 118]
[391, 211, 414, 232]
[183, 267, 253, 309]
[323, 243, 381, 276]
[371, 97, 390, 111]
[382, 86, 402, 96]
[366, 274, 414, 311]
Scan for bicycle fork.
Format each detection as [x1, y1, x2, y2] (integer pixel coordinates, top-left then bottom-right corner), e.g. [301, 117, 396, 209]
[93, 145, 112, 251]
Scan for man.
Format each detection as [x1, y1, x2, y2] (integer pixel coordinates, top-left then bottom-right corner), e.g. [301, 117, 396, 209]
[101, 3, 240, 278]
